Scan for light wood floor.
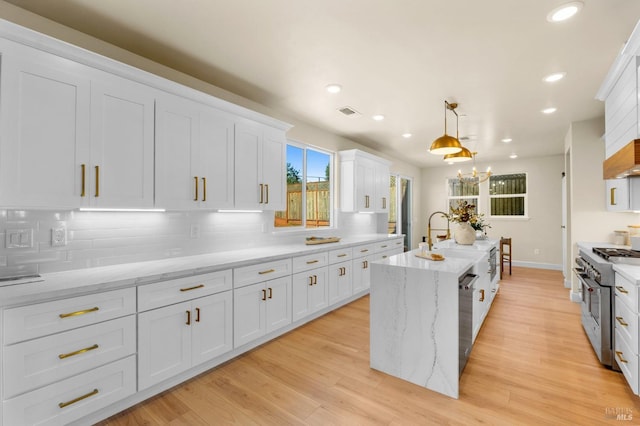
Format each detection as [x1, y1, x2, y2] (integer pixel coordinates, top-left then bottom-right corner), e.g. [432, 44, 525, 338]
[99, 267, 640, 425]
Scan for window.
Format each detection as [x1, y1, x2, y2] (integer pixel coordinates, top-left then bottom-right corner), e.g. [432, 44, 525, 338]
[274, 143, 333, 229]
[489, 173, 527, 217]
[447, 177, 479, 215]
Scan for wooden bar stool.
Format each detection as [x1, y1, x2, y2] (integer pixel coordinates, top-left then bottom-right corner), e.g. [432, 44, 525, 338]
[500, 237, 512, 278]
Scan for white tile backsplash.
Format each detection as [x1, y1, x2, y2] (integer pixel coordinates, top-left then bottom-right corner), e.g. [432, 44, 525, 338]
[0, 209, 381, 275]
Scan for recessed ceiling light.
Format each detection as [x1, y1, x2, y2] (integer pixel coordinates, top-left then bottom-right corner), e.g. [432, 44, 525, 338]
[447, 161, 455, 165]
[509, 153, 518, 159]
[402, 133, 412, 138]
[501, 138, 513, 143]
[542, 107, 557, 114]
[543, 72, 566, 83]
[372, 114, 385, 121]
[547, 2, 583, 22]
[325, 84, 342, 94]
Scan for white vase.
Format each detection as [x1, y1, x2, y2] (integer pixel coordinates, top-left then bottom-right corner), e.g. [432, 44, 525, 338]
[454, 222, 476, 245]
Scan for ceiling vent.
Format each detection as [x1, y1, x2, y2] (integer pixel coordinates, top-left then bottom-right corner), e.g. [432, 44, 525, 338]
[338, 106, 360, 116]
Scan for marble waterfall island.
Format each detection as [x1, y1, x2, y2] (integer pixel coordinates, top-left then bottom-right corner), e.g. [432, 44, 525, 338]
[370, 249, 480, 399]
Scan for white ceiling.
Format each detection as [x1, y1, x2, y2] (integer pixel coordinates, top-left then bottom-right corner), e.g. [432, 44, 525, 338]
[6, 0, 640, 167]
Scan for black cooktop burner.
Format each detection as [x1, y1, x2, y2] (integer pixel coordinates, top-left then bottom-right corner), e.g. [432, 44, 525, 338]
[593, 247, 640, 260]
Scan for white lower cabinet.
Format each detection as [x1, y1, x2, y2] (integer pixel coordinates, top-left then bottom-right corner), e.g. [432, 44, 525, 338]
[292, 267, 329, 322]
[233, 276, 292, 348]
[3, 355, 136, 426]
[138, 291, 232, 390]
[614, 272, 640, 394]
[328, 261, 352, 305]
[472, 253, 490, 343]
[352, 243, 377, 293]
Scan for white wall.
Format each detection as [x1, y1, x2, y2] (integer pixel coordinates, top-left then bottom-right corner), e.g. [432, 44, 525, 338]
[420, 154, 564, 268]
[0, 2, 423, 275]
[567, 116, 640, 294]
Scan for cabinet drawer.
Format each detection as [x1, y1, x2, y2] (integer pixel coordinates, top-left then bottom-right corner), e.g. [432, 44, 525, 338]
[615, 329, 639, 395]
[615, 273, 638, 313]
[3, 315, 136, 399]
[615, 297, 639, 355]
[3, 355, 136, 426]
[138, 270, 232, 312]
[234, 258, 292, 288]
[329, 248, 352, 264]
[378, 246, 404, 260]
[3, 287, 135, 345]
[374, 240, 402, 253]
[352, 243, 376, 258]
[292, 252, 328, 274]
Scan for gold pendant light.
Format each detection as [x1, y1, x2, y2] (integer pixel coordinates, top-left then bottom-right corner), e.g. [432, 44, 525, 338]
[444, 146, 473, 162]
[429, 100, 463, 155]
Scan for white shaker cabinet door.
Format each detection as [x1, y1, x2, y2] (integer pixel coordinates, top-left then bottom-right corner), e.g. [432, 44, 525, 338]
[234, 281, 267, 347]
[138, 301, 192, 390]
[261, 127, 286, 210]
[234, 122, 262, 210]
[199, 108, 235, 209]
[265, 276, 292, 333]
[90, 76, 155, 208]
[328, 261, 353, 305]
[0, 41, 90, 208]
[191, 292, 233, 366]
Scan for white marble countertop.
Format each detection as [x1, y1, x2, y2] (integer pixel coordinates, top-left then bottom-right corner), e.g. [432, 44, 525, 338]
[0, 234, 402, 306]
[376, 249, 475, 276]
[432, 238, 498, 252]
[613, 264, 640, 284]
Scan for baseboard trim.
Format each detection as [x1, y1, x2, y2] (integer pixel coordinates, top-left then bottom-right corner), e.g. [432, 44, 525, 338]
[511, 260, 562, 271]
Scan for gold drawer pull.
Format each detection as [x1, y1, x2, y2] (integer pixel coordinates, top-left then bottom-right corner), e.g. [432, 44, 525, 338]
[59, 307, 99, 319]
[479, 289, 485, 302]
[259, 269, 275, 275]
[337, 254, 348, 258]
[616, 316, 629, 327]
[616, 286, 629, 294]
[180, 284, 205, 292]
[616, 350, 629, 364]
[382, 255, 388, 259]
[306, 260, 319, 264]
[380, 245, 388, 248]
[59, 388, 99, 409]
[59, 344, 99, 360]
[360, 249, 369, 253]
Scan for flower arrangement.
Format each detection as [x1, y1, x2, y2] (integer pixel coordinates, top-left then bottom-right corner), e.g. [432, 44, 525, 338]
[447, 200, 490, 232]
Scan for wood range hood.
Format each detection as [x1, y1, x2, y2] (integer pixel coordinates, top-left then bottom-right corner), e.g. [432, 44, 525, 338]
[603, 139, 640, 179]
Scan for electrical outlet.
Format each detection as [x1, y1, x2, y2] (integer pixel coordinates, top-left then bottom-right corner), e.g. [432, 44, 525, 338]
[190, 224, 200, 239]
[51, 226, 67, 247]
[5, 228, 33, 249]
[534, 248, 540, 255]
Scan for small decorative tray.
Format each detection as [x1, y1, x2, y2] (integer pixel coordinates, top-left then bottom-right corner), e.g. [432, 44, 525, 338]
[305, 236, 341, 245]
[415, 251, 445, 261]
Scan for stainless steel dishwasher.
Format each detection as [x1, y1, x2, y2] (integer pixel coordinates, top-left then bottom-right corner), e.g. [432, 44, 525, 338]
[459, 269, 477, 375]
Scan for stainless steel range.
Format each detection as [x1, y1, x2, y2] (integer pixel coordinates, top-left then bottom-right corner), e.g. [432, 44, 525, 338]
[574, 247, 619, 371]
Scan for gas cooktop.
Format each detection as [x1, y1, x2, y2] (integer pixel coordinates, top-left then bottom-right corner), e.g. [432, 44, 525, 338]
[592, 247, 640, 264]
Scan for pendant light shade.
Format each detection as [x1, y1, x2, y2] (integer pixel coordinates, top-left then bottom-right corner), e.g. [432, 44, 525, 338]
[444, 146, 473, 162]
[429, 100, 462, 155]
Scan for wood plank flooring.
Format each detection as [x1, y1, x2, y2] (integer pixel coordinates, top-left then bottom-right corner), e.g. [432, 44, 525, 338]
[99, 267, 640, 425]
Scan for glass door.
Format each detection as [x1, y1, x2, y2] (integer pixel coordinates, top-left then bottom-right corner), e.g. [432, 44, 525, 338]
[389, 174, 412, 251]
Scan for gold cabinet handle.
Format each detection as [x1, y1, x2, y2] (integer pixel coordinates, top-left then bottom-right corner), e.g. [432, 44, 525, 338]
[381, 245, 388, 248]
[59, 344, 99, 360]
[337, 253, 348, 258]
[306, 260, 319, 264]
[94, 166, 100, 197]
[194, 176, 199, 201]
[59, 388, 98, 409]
[180, 284, 205, 292]
[383, 197, 386, 209]
[259, 183, 264, 203]
[382, 255, 388, 259]
[81, 164, 86, 197]
[268, 287, 273, 299]
[261, 289, 267, 301]
[365, 195, 370, 208]
[309, 276, 313, 286]
[186, 310, 191, 325]
[616, 350, 628, 363]
[616, 316, 629, 327]
[479, 289, 485, 302]
[616, 286, 629, 294]
[202, 177, 207, 202]
[611, 187, 617, 206]
[265, 184, 269, 204]
[313, 275, 317, 285]
[360, 249, 369, 253]
[259, 269, 275, 275]
[195, 307, 201, 323]
[59, 306, 99, 319]
[362, 260, 368, 269]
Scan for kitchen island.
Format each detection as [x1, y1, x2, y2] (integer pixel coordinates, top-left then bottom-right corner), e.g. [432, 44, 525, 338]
[370, 239, 498, 399]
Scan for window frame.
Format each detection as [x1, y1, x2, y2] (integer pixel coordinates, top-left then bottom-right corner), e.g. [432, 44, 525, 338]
[273, 140, 335, 232]
[488, 172, 528, 219]
[446, 177, 480, 215]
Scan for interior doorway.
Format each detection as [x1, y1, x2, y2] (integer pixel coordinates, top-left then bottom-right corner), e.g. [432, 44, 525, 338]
[389, 174, 412, 250]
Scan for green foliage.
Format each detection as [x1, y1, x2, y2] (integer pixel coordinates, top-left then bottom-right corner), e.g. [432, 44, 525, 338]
[287, 162, 301, 184]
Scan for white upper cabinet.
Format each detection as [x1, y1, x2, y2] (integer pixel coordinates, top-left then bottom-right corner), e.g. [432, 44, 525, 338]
[155, 93, 235, 210]
[339, 149, 391, 213]
[90, 75, 155, 208]
[0, 40, 91, 208]
[234, 122, 286, 210]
